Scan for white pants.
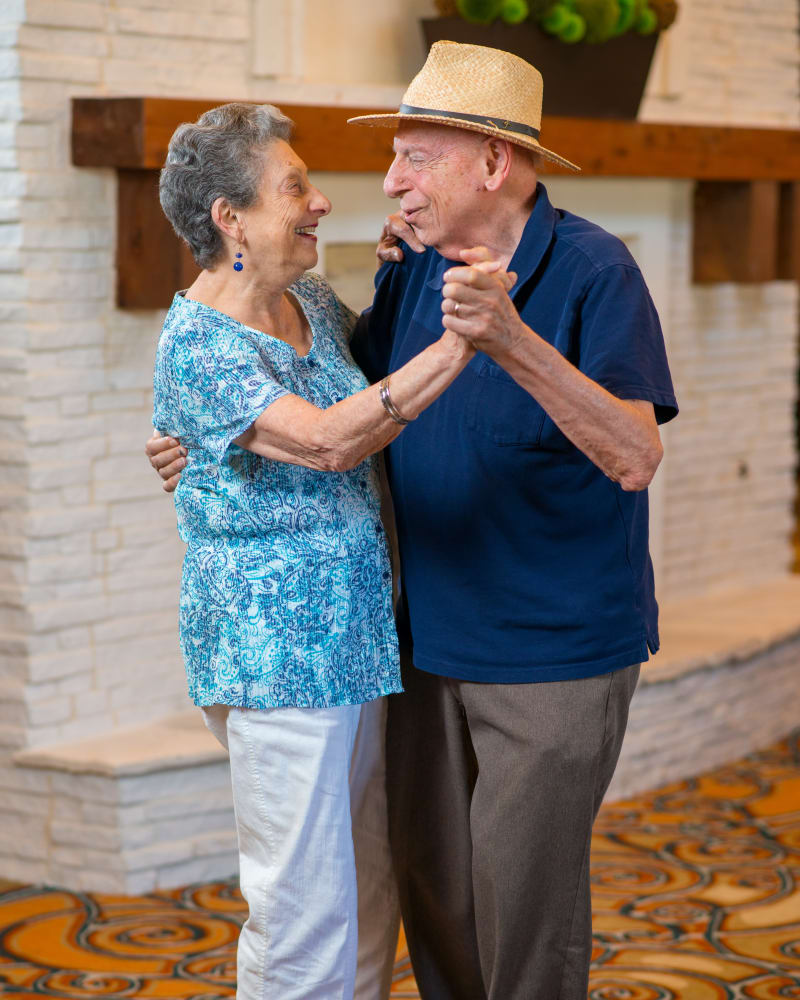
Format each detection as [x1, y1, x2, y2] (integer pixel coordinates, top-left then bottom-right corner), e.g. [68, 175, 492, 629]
[202, 698, 400, 1000]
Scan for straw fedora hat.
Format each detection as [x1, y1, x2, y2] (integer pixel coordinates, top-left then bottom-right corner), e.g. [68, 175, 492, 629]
[348, 40, 580, 173]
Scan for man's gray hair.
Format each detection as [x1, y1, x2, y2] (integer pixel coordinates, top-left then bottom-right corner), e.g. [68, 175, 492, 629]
[159, 103, 294, 269]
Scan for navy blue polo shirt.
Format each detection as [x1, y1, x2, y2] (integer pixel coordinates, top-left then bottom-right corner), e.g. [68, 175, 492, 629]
[351, 183, 678, 683]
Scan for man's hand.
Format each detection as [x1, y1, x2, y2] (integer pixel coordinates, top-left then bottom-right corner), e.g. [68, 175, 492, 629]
[376, 213, 426, 263]
[441, 246, 519, 354]
[443, 250, 663, 492]
[146, 431, 186, 493]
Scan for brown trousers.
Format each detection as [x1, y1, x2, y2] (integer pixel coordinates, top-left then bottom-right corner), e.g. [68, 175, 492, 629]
[385, 661, 640, 1000]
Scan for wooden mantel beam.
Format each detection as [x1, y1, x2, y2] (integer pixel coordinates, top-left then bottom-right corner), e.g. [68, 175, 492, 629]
[72, 97, 800, 180]
[70, 98, 800, 306]
[72, 98, 397, 174]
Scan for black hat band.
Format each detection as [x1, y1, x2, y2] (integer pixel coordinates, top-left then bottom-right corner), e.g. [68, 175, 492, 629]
[398, 104, 540, 141]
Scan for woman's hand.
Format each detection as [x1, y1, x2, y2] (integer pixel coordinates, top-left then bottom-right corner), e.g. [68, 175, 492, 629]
[376, 213, 426, 263]
[145, 431, 187, 493]
[441, 247, 521, 357]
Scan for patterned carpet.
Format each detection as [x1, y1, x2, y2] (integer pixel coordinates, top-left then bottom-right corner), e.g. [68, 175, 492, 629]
[0, 731, 798, 999]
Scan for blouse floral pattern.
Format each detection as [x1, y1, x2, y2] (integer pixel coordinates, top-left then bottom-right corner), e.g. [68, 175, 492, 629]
[152, 272, 401, 709]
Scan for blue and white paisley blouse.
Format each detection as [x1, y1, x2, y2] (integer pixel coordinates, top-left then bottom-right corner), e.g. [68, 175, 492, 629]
[152, 272, 401, 709]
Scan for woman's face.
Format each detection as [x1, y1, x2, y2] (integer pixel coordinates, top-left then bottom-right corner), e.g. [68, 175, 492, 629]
[240, 140, 331, 279]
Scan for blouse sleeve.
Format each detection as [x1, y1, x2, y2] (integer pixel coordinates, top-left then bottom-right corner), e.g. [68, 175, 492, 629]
[153, 313, 289, 464]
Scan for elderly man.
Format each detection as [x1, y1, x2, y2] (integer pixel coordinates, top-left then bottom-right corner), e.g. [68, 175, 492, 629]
[148, 41, 677, 1000]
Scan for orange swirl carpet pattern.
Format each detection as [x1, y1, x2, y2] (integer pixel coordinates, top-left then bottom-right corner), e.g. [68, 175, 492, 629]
[0, 730, 798, 999]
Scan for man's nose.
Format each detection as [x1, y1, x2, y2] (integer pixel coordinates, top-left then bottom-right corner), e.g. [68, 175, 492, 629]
[383, 156, 405, 199]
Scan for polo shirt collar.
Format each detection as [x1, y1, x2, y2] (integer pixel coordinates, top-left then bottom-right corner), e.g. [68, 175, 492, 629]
[507, 182, 556, 294]
[425, 182, 556, 297]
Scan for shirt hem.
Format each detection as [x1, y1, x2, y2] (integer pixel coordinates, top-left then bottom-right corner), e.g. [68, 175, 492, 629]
[190, 680, 403, 710]
[411, 641, 649, 684]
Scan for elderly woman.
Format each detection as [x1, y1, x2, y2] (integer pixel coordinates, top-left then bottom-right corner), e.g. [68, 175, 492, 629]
[151, 101, 481, 1000]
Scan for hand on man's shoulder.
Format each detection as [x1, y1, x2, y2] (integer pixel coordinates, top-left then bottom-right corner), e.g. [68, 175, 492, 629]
[376, 213, 426, 264]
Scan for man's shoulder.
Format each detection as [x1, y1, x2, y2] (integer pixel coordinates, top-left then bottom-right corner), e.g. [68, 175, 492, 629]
[374, 243, 438, 303]
[552, 209, 638, 275]
[391, 242, 439, 277]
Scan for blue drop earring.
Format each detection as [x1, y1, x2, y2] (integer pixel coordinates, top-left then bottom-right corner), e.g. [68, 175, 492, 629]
[233, 245, 243, 272]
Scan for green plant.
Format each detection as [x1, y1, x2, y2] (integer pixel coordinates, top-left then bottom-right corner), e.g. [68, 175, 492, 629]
[456, 0, 504, 23]
[635, 3, 658, 32]
[574, 0, 620, 43]
[502, 0, 530, 24]
[612, 0, 639, 35]
[456, 0, 533, 24]
[451, 0, 675, 41]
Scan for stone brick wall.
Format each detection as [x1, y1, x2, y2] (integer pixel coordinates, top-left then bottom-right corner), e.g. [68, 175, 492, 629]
[658, 192, 798, 597]
[0, 2, 27, 758]
[13, 755, 236, 894]
[4, 0, 252, 760]
[640, 0, 800, 599]
[609, 633, 800, 801]
[640, 0, 800, 128]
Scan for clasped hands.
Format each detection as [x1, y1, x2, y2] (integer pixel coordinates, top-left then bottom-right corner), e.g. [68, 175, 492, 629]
[378, 213, 520, 357]
[148, 220, 520, 491]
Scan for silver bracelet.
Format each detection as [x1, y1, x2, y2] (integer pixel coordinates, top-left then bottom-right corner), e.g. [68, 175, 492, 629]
[379, 375, 413, 425]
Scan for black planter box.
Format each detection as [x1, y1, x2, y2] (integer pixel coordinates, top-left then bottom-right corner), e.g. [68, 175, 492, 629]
[421, 18, 660, 120]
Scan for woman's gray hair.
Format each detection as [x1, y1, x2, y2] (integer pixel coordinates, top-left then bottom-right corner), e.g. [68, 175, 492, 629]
[159, 103, 294, 268]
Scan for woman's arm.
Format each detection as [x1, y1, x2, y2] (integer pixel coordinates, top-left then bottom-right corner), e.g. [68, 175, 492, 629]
[144, 322, 466, 486]
[234, 329, 472, 472]
[237, 254, 515, 472]
[144, 328, 464, 484]
[146, 255, 512, 485]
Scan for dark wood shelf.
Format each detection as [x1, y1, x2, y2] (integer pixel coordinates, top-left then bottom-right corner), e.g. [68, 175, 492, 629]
[72, 96, 800, 179]
[72, 98, 396, 174]
[71, 97, 800, 307]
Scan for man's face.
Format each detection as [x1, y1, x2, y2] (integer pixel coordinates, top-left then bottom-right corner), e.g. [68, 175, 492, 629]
[383, 123, 486, 256]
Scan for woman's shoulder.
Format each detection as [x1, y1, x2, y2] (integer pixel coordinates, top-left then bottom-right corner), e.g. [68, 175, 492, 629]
[290, 270, 336, 306]
[158, 293, 244, 357]
[160, 293, 206, 342]
[291, 271, 358, 342]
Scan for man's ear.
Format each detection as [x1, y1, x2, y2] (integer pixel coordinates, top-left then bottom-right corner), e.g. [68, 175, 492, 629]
[484, 138, 513, 192]
[210, 197, 243, 243]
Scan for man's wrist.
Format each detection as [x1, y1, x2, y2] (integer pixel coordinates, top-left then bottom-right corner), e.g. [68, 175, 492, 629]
[483, 317, 533, 366]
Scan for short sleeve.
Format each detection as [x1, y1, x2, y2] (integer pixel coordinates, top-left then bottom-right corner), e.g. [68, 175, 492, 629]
[154, 315, 289, 463]
[578, 264, 678, 425]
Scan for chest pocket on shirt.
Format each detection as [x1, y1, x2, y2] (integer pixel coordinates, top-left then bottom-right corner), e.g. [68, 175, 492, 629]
[465, 359, 546, 447]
